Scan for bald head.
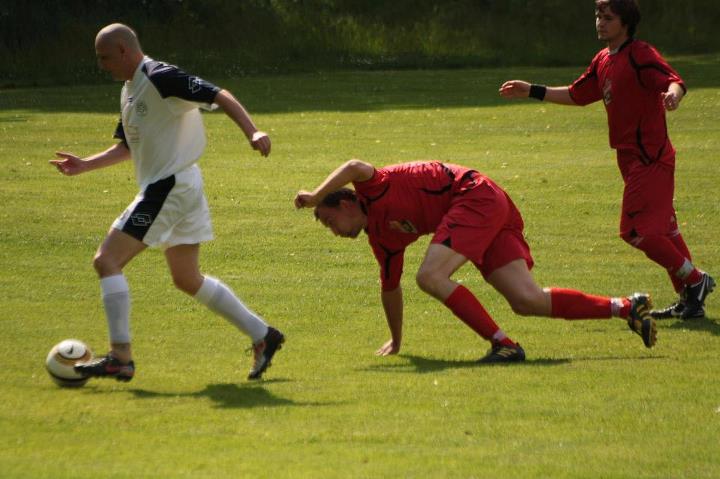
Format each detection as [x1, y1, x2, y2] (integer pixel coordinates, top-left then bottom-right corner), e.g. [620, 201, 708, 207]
[96, 23, 142, 52]
[95, 23, 144, 81]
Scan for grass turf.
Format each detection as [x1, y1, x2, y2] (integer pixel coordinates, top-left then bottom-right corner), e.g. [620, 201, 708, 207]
[1, 62, 719, 478]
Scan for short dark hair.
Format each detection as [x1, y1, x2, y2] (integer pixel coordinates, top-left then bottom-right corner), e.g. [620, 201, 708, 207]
[313, 188, 358, 220]
[596, 0, 641, 37]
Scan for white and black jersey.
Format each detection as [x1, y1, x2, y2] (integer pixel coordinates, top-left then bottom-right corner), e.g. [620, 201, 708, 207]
[113, 56, 221, 189]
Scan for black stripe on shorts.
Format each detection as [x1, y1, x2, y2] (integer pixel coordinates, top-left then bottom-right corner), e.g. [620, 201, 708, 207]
[122, 175, 176, 242]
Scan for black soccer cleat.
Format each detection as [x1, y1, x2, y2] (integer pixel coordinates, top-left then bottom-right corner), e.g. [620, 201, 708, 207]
[651, 298, 705, 320]
[627, 293, 657, 348]
[478, 343, 526, 363]
[681, 273, 715, 320]
[248, 327, 285, 380]
[650, 299, 686, 320]
[74, 353, 135, 382]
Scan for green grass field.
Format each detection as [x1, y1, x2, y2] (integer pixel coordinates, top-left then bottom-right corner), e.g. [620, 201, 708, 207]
[1, 62, 719, 478]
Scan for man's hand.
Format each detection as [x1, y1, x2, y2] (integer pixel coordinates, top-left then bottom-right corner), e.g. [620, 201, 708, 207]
[375, 339, 400, 356]
[294, 190, 318, 209]
[251, 131, 271, 157]
[49, 152, 86, 176]
[499, 80, 531, 99]
[662, 91, 681, 111]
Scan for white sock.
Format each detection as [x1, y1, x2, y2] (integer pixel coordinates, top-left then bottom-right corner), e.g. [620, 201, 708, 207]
[610, 298, 624, 317]
[491, 330, 508, 343]
[194, 276, 268, 342]
[101, 274, 131, 343]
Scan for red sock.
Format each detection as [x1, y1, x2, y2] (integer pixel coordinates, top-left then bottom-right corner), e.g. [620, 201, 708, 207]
[444, 286, 515, 346]
[549, 288, 613, 319]
[638, 235, 702, 286]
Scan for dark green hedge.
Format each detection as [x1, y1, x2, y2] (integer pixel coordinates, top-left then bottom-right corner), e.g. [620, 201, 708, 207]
[1, 0, 718, 86]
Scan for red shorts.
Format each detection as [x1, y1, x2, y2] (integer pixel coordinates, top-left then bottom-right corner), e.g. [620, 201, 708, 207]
[431, 180, 534, 278]
[618, 151, 678, 239]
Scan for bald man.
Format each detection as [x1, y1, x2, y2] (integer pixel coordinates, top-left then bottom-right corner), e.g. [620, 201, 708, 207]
[50, 23, 284, 382]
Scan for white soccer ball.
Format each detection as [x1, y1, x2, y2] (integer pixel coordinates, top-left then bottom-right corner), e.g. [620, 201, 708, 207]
[45, 339, 93, 388]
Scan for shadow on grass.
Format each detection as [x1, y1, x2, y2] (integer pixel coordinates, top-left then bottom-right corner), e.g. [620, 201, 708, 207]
[359, 354, 570, 374]
[664, 316, 720, 336]
[569, 355, 667, 362]
[126, 380, 340, 409]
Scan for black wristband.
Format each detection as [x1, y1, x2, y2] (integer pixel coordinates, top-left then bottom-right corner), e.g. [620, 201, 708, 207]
[529, 84, 547, 101]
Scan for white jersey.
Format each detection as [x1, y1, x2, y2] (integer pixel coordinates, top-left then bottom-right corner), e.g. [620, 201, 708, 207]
[114, 56, 220, 189]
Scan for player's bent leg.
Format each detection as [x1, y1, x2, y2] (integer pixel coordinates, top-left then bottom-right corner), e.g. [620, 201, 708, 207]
[416, 243, 469, 301]
[418, 245, 520, 357]
[486, 259, 551, 317]
[487, 259, 657, 348]
[92, 228, 145, 369]
[93, 227, 147, 278]
[167, 244, 286, 380]
[164, 243, 204, 295]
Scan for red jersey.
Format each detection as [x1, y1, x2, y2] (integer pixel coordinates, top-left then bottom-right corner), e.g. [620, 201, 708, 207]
[353, 161, 495, 291]
[568, 39, 685, 170]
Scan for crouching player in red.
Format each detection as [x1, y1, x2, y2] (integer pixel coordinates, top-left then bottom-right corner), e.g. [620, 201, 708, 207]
[295, 160, 656, 362]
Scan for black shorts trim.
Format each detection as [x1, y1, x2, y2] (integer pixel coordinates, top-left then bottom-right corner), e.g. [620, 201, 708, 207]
[122, 175, 176, 241]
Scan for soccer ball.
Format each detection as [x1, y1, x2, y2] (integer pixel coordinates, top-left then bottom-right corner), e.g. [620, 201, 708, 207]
[45, 339, 93, 388]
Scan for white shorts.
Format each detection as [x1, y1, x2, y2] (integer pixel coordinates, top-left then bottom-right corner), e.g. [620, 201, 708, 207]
[112, 164, 214, 249]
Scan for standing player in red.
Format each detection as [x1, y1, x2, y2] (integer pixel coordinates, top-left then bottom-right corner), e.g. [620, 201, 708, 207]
[295, 160, 656, 362]
[499, 0, 714, 320]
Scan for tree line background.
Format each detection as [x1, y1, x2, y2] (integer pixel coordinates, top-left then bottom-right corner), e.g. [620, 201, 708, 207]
[1, 0, 719, 87]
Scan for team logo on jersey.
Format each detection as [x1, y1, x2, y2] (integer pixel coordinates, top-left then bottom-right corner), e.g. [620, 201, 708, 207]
[135, 100, 148, 116]
[189, 77, 202, 94]
[389, 220, 418, 234]
[129, 213, 153, 227]
[603, 79, 613, 105]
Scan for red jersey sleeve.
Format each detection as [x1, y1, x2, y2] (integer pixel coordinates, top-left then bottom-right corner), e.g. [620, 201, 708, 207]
[568, 53, 603, 106]
[353, 167, 385, 197]
[630, 42, 686, 94]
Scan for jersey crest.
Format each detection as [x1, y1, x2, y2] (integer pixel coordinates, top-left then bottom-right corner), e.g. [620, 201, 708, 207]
[389, 220, 418, 234]
[135, 100, 148, 116]
[602, 78, 613, 105]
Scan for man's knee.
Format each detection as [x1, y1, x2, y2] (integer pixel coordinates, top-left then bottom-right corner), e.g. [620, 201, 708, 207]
[415, 268, 444, 296]
[620, 229, 644, 248]
[507, 290, 545, 316]
[93, 251, 117, 277]
[171, 272, 203, 296]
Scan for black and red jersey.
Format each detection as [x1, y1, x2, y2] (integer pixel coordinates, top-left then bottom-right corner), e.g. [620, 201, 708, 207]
[353, 161, 490, 291]
[569, 39, 685, 168]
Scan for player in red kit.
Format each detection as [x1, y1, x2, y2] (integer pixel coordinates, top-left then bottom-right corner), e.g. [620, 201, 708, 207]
[499, 0, 714, 320]
[295, 160, 656, 362]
